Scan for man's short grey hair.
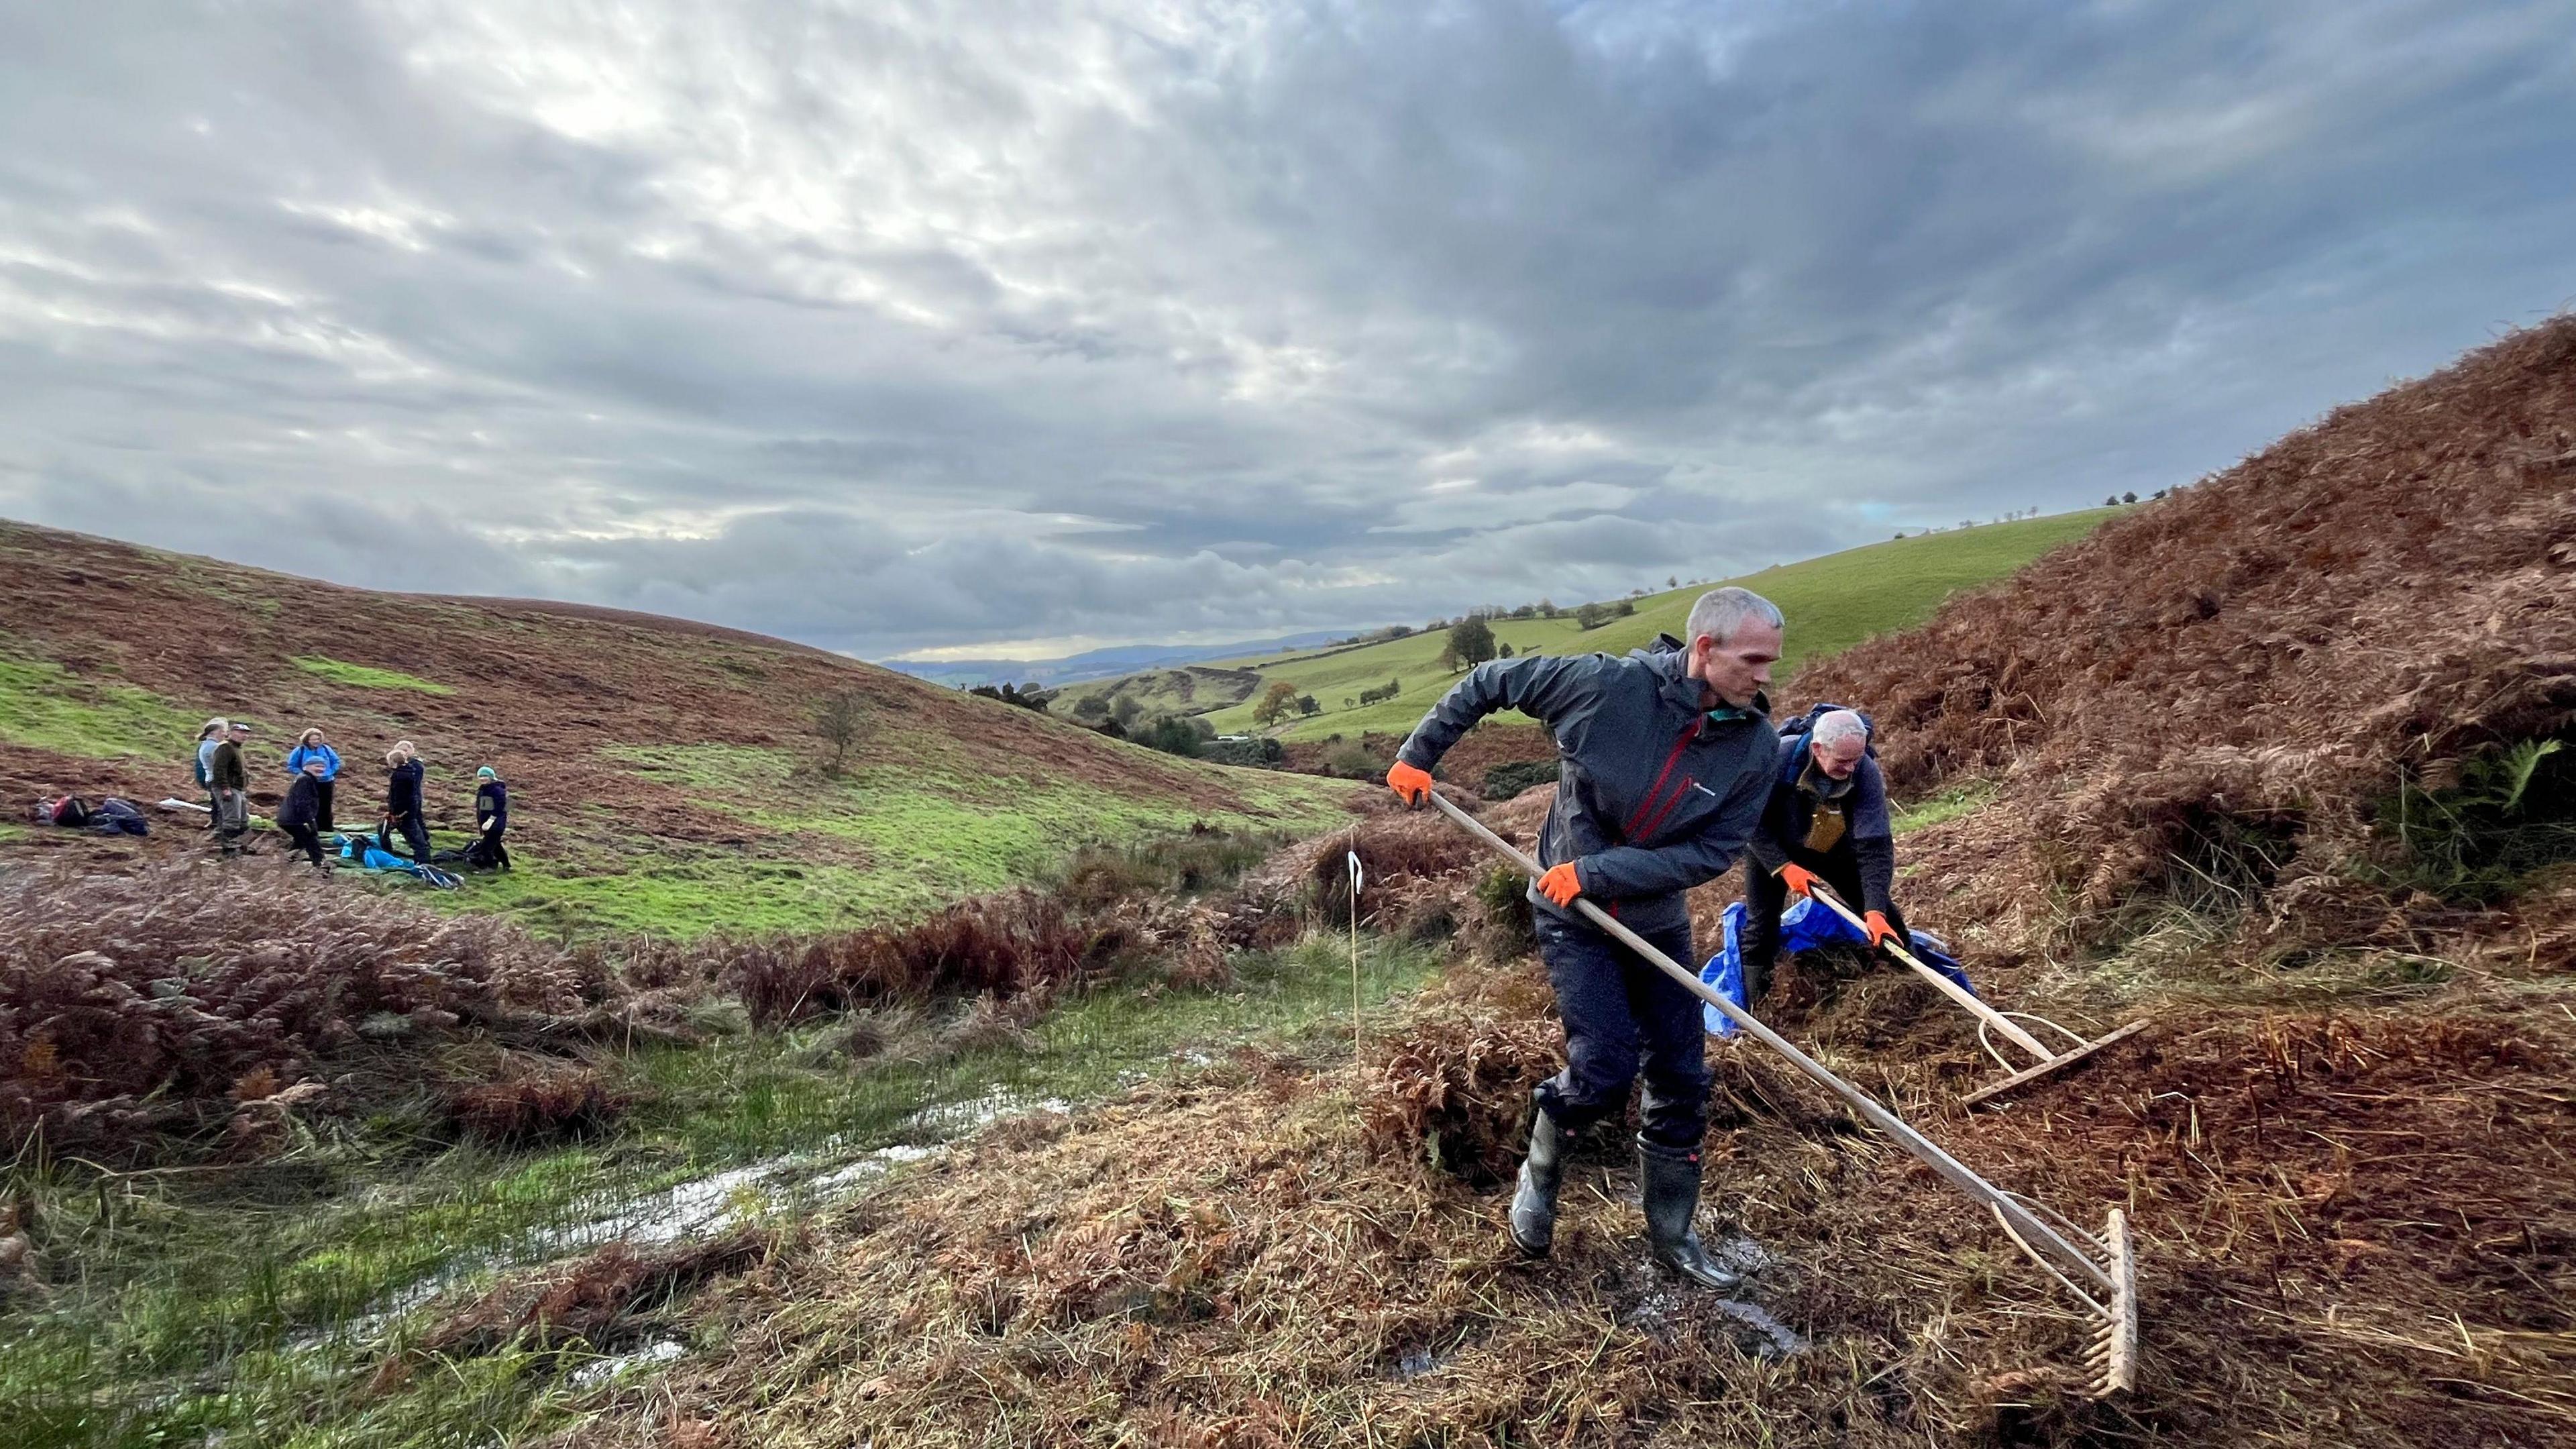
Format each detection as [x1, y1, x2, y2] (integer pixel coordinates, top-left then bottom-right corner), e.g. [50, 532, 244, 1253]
[1684, 586, 1784, 647]
[1811, 709, 1870, 751]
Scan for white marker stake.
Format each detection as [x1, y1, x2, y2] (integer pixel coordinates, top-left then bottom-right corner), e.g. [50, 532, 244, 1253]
[1347, 849, 1366, 1057]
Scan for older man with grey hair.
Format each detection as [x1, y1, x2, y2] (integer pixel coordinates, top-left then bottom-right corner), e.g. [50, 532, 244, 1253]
[1739, 706, 1912, 1007]
[1387, 586, 1784, 1289]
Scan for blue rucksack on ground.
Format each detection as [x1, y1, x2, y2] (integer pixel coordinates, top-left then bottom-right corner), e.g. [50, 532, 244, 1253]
[333, 833, 461, 890]
[1700, 898, 1974, 1036]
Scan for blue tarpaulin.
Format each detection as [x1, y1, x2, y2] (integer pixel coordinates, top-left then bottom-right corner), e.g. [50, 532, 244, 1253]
[1701, 898, 1975, 1036]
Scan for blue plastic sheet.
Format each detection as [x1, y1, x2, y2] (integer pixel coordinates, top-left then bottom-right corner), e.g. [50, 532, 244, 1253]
[1700, 898, 1974, 1036]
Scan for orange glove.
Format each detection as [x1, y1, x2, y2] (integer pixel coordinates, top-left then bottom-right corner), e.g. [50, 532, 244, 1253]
[1864, 910, 1898, 949]
[1537, 861, 1584, 908]
[1778, 863, 1820, 898]
[1387, 760, 1434, 806]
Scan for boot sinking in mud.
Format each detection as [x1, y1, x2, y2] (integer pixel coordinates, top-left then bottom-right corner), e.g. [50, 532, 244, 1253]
[1639, 1138, 1740, 1290]
[1507, 1112, 1574, 1256]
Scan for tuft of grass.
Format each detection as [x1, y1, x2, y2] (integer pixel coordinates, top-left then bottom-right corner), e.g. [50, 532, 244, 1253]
[292, 655, 456, 695]
[2372, 736, 2576, 902]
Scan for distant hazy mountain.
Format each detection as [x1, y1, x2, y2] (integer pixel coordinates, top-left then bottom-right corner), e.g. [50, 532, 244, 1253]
[881, 631, 1348, 690]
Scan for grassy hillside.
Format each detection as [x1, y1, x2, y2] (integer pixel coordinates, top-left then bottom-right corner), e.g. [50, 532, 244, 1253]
[1181, 509, 2112, 741]
[0, 521, 1358, 937]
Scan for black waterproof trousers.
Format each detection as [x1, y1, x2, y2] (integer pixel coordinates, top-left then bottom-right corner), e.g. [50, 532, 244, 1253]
[284, 821, 325, 867]
[1532, 912, 1711, 1150]
[388, 810, 431, 863]
[1739, 843, 1911, 1006]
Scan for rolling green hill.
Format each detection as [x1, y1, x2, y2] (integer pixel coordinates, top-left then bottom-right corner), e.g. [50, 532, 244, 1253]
[1177, 510, 2114, 741]
[0, 521, 1359, 938]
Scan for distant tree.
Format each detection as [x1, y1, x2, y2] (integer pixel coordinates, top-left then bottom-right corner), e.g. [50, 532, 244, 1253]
[1436, 637, 1460, 673]
[1252, 680, 1299, 727]
[1538, 599, 1558, 618]
[1073, 694, 1110, 720]
[2104, 494, 2118, 506]
[2121, 490, 2138, 504]
[1342, 697, 1356, 710]
[1385, 625, 1413, 639]
[1614, 599, 1635, 617]
[1135, 715, 1203, 757]
[1295, 694, 1321, 717]
[813, 689, 865, 777]
[1667, 575, 1678, 588]
[1497, 642, 1515, 658]
[2153, 488, 2169, 500]
[1112, 695, 1144, 727]
[1450, 615, 1498, 671]
[1574, 602, 1613, 630]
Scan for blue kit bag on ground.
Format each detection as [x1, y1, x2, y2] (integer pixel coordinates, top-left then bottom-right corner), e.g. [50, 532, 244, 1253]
[1700, 898, 1976, 1036]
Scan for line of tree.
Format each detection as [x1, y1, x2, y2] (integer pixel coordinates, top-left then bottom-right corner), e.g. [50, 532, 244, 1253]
[967, 682, 1053, 712]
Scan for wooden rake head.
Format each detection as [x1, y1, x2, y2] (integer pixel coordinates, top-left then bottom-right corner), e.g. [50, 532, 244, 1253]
[1990, 1193, 2140, 1397]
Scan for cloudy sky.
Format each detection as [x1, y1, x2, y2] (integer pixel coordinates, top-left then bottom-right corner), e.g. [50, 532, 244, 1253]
[1, 2, 2569, 660]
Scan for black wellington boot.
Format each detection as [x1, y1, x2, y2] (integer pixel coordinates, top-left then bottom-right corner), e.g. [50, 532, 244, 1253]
[1638, 1138, 1740, 1290]
[1507, 1112, 1575, 1256]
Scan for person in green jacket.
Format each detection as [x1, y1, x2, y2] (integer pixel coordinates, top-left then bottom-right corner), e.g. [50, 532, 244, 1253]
[209, 720, 253, 857]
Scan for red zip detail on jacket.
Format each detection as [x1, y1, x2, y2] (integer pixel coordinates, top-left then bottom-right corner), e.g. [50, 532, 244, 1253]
[1623, 718, 1702, 839]
[1633, 773, 1697, 841]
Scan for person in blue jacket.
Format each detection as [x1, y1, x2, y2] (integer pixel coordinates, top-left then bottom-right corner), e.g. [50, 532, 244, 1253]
[284, 727, 342, 833]
[1387, 586, 1783, 1289]
[1739, 708, 1911, 1008]
[382, 742, 430, 863]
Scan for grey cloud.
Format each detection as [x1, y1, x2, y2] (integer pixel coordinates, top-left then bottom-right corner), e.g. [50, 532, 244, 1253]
[0, 1, 2569, 659]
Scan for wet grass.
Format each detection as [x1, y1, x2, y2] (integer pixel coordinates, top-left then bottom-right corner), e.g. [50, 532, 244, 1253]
[0, 933, 1440, 1448]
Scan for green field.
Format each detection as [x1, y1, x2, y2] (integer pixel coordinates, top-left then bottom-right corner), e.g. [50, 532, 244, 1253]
[1184, 511, 2110, 741]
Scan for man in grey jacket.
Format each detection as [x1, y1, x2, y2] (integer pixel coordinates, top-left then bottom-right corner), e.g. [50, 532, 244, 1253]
[1388, 587, 1782, 1288]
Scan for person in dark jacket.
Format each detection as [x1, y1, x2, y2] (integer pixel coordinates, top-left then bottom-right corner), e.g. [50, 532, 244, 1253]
[1739, 709, 1910, 1007]
[382, 742, 430, 863]
[210, 720, 254, 857]
[470, 765, 511, 870]
[284, 727, 342, 832]
[276, 757, 330, 868]
[1388, 586, 1783, 1289]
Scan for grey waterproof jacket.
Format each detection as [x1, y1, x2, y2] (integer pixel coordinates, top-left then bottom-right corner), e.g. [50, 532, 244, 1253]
[1397, 639, 1778, 933]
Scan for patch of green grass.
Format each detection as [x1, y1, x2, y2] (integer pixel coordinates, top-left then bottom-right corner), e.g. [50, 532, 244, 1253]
[1169, 510, 2112, 741]
[1894, 780, 1997, 835]
[292, 655, 456, 695]
[473, 741, 1355, 938]
[453, 851, 902, 940]
[0, 653, 203, 759]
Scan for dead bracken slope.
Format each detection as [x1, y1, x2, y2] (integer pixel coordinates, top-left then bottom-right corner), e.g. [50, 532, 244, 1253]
[1794, 315, 2576, 964]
